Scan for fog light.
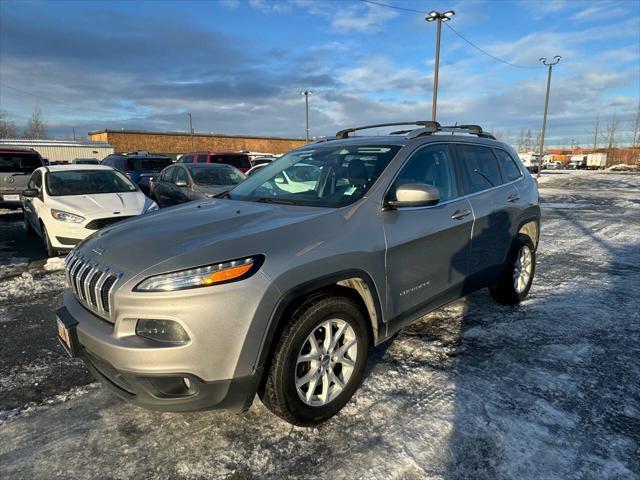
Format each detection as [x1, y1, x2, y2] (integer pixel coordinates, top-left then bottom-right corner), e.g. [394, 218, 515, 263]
[136, 319, 190, 344]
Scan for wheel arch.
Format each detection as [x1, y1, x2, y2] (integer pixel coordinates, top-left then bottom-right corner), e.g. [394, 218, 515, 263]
[517, 216, 540, 249]
[256, 270, 384, 387]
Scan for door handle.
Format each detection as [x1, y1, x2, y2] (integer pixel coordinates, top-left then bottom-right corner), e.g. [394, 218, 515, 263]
[451, 209, 471, 220]
[507, 194, 520, 203]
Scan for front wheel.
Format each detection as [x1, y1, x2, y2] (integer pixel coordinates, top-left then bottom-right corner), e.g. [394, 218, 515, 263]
[260, 294, 369, 426]
[489, 234, 536, 305]
[40, 223, 58, 257]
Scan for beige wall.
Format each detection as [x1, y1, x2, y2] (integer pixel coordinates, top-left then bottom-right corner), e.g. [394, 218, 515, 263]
[89, 131, 305, 156]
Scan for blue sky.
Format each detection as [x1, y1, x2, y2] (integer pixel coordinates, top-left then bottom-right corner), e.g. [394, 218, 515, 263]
[1, 0, 638, 147]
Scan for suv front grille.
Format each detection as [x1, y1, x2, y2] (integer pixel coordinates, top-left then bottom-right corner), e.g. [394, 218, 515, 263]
[64, 252, 121, 321]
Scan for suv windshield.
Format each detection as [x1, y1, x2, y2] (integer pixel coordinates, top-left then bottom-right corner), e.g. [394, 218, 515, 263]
[46, 170, 137, 196]
[0, 153, 43, 173]
[127, 157, 172, 172]
[229, 144, 401, 207]
[187, 165, 245, 186]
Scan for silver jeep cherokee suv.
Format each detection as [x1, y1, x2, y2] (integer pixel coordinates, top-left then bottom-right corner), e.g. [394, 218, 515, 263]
[57, 121, 540, 426]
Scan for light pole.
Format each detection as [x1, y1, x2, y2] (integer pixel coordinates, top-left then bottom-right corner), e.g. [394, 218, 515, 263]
[537, 56, 561, 176]
[187, 112, 194, 150]
[300, 90, 312, 142]
[426, 10, 454, 122]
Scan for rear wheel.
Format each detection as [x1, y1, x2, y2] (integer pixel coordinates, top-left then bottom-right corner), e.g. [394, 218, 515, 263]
[40, 223, 57, 257]
[260, 294, 369, 426]
[489, 234, 536, 304]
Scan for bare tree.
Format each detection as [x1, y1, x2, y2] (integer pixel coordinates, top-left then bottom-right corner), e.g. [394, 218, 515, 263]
[525, 129, 533, 151]
[0, 110, 18, 138]
[605, 113, 618, 165]
[22, 107, 48, 139]
[592, 115, 600, 151]
[516, 128, 526, 152]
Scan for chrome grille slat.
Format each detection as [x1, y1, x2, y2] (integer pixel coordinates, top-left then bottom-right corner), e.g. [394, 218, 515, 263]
[64, 254, 121, 322]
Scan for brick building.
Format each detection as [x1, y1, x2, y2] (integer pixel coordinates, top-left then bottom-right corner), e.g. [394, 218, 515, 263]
[89, 129, 306, 158]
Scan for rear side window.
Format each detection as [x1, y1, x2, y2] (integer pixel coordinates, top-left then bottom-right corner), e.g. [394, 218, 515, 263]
[180, 155, 194, 163]
[0, 153, 43, 173]
[212, 155, 251, 169]
[456, 145, 503, 193]
[494, 149, 522, 182]
[127, 158, 172, 172]
[392, 144, 459, 202]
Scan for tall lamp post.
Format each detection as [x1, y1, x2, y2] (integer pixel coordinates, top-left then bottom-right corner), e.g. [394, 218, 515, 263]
[426, 10, 454, 122]
[300, 90, 313, 142]
[537, 56, 561, 176]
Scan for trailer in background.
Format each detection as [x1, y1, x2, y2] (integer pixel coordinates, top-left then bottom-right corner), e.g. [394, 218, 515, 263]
[518, 152, 541, 172]
[569, 154, 587, 170]
[587, 153, 607, 170]
[0, 139, 114, 164]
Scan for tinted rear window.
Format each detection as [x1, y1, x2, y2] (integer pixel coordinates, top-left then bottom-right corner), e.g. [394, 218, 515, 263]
[494, 149, 522, 182]
[0, 153, 43, 173]
[212, 155, 251, 169]
[127, 157, 173, 171]
[456, 145, 504, 193]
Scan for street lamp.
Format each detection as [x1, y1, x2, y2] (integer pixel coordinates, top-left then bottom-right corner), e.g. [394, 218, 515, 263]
[537, 55, 561, 177]
[300, 90, 313, 143]
[426, 10, 454, 122]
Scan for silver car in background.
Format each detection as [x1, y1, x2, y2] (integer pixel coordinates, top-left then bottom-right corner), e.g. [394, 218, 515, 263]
[57, 121, 540, 426]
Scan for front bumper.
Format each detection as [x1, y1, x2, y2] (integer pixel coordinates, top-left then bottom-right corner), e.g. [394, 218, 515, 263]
[58, 303, 260, 412]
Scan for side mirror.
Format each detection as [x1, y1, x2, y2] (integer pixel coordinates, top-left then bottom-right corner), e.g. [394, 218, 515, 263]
[387, 183, 440, 209]
[274, 175, 285, 184]
[22, 188, 39, 198]
[175, 179, 188, 187]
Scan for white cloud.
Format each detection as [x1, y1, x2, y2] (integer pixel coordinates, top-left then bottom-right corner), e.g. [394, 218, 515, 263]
[330, 4, 398, 34]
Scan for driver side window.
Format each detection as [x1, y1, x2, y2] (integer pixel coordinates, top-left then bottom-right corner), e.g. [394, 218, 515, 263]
[392, 144, 459, 203]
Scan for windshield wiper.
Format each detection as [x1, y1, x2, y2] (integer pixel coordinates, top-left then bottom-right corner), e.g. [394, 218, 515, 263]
[253, 197, 295, 205]
[213, 190, 230, 198]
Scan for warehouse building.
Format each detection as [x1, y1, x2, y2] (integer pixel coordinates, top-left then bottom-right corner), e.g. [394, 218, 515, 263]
[0, 138, 114, 163]
[89, 129, 306, 159]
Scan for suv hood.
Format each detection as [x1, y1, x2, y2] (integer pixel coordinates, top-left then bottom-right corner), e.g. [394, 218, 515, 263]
[80, 199, 333, 275]
[48, 192, 147, 216]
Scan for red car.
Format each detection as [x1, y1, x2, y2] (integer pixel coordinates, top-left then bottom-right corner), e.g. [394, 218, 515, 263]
[177, 151, 252, 173]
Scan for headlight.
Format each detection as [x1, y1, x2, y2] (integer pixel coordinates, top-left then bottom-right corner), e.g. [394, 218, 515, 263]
[145, 201, 159, 213]
[51, 209, 85, 223]
[134, 256, 262, 292]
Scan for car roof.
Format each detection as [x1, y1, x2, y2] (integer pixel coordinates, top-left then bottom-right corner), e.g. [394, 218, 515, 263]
[298, 133, 506, 150]
[42, 164, 115, 172]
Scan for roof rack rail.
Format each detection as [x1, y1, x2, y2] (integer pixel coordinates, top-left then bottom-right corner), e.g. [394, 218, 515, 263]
[336, 121, 441, 139]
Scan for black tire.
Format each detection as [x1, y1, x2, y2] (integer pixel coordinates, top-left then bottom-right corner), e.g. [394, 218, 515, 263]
[260, 293, 369, 426]
[23, 213, 35, 236]
[40, 223, 57, 257]
[490, 233, 536, 305]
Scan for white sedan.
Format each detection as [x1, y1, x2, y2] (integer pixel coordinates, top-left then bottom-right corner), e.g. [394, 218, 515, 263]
[22, 165, 158, 256]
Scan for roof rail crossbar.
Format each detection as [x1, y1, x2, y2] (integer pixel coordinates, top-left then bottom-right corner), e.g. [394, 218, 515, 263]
[336, 121, 441, 138]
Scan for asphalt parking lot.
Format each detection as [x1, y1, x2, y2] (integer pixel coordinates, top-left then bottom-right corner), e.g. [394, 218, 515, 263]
[1, 171, 639, 479]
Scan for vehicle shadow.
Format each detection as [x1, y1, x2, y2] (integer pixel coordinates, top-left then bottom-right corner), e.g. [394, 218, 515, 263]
[437, 208, 640, 478]
[363, 199, 639, 478]
[0, 209, 48, 264]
